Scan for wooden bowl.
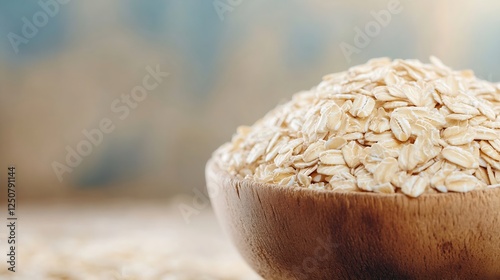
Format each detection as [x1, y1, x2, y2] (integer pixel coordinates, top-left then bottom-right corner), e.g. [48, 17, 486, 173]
[206, 159, 500, 279]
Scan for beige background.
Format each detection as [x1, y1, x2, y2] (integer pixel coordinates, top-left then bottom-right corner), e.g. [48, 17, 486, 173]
[0, 1, 500, 278]
[1, 0, 500, 199]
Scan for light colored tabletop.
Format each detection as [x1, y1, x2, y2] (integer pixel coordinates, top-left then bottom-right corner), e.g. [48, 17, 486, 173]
[0, 197, 261, 280]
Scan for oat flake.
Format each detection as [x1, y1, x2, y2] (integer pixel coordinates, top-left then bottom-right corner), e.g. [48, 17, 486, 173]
[214, 57, 500, 197]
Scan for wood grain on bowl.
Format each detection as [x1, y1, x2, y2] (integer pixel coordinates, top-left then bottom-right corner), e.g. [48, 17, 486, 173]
[206, 159, 500, 280]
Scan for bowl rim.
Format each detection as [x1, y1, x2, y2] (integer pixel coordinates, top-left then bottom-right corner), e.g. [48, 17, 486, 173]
[207, 158, 500, 200]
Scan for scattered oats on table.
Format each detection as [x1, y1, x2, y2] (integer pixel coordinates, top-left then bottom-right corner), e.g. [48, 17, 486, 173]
[214, 57, 500, 197]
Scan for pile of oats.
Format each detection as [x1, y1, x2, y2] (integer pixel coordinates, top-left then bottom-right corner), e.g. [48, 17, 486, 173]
[214, 57, 500, 197]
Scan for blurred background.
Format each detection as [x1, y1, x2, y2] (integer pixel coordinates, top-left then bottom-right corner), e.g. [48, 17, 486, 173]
[2, 0, 500, 199]
[0, 0, 500, 278]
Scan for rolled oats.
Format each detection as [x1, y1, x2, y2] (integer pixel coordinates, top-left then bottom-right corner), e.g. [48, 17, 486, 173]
[214, 57, 500, 197]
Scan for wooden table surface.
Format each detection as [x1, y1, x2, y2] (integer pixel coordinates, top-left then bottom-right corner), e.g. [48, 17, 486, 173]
[0, 197, 260, 280]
